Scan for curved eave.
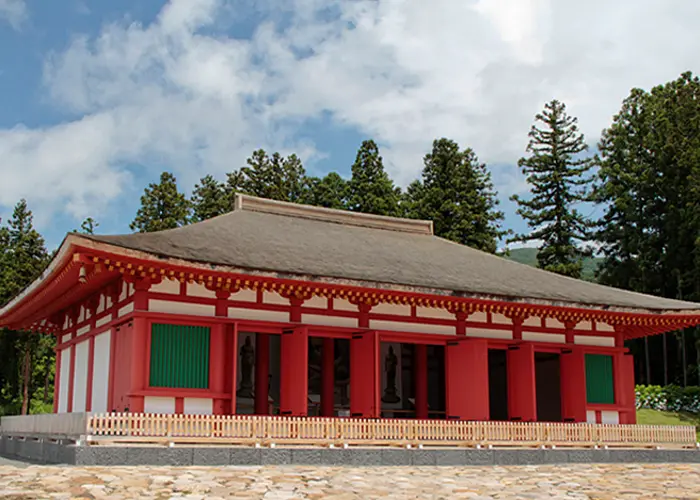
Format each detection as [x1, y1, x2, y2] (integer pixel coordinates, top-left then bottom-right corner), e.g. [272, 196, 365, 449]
[3, 234, 700, 336]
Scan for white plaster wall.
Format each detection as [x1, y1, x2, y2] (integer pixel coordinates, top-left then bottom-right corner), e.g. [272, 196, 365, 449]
[492, 313, 512, 325]
[58, 347, 71, 412]
[522, 332, 566, 343]
[302, 314, 358, 328]
[119, 282, 128, 302]
[96, 315, 112, 328]
[228, 308, 289, 322]
[184, 398, 213, 415]
[144, 396, 176, 414]
[416, 306, 454, 320]
[148, 299, 215, 317]
[78, 306, 85, 324]
[373, 303, 411, 316]
[151, 279, 180, 294]
[469, 311, 488, 323]
[574, 335, 615, 347]
[574, 321, 593, 331]
[231, 289, 257, 302]
[91, 330, 111, 412]
[106, 295, 113, 309]
[466, 328, 512, 339]
[118, 302, 134, 317]
[61, 334, 71, 344]
[333, 298, 358, 312]
[523, 316, 541, 327]
[586, 410, 596, 424]
[601, 411, 619, 425]
[545, 318, 564, 329]
[128, 282, 135, 297]
[77, 325, 91, 336]
[369, 320, 454, 335]
[597, 322, 615, 332]
[187, 282, 217, 298]
[304, 296, 327, 308]
[72, 341, 89, 412]
[264, 291, 289, 305]
[96, 294, 106, 314]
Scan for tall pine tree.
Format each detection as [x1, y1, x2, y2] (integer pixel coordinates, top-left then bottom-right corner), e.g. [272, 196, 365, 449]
[346, 140, 401, 216]
[304, 172, 348, 209]
[191, 175, 229, 222]
[238, 150, 309, 202]
[406, 138, 505, 253]
[130, 172, 190, 233]
[510, 100, 595, 278]
[596, 73, 700, 385]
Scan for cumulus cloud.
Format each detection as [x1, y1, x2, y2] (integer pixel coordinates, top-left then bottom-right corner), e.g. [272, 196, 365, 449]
[0, 0, 26, 29]
[1, 0, 700, 226]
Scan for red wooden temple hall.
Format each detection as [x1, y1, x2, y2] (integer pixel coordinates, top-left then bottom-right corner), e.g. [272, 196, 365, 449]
[1, 195, 700, 425]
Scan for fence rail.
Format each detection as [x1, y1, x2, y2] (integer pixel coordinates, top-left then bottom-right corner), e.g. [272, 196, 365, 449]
[1, 413, 696, 448]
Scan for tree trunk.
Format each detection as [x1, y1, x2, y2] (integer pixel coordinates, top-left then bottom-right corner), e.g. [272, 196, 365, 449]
[20, 348, 31, 415]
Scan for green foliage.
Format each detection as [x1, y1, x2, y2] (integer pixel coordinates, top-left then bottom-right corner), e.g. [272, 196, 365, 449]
[75, 217, 99, 235]
[346, 140, 401, 216]
[636, 384, 700, 413]
[304, 172, 348, 209]
[191, 175, 229, 222]
[503, 247, 602, 282]
[130, 172, 191, 232]
[0, 200, 52, 415]
[405, 138, 506, 253]
[510, 100, 595, 278]
[238, 150, 309, 203]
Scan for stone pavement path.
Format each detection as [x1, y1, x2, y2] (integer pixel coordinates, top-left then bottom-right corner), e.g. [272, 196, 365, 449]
[0, 464, 698, 499]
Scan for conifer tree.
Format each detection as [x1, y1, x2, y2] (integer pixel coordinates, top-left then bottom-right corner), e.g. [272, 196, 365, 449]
[407, 138, 505, 253]
[191, 175, 228, 222]
[510, 100, 594, 278]
[346, 140, 401, 216]
[130, 172, 190, 233]
[74, 217, 98, 234]
[238, 150, 309, 203]
[304, 172, 348, 209]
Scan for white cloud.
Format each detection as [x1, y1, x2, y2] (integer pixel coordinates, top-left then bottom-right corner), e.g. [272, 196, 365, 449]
[0, 0, 26, 29]
[2, 0, 700, 226]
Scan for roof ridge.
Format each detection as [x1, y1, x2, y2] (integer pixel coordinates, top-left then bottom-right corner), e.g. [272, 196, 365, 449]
[234, 194, 434, 235]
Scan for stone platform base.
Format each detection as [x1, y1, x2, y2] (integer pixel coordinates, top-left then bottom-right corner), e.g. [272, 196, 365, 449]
[2, 435, 699, 466]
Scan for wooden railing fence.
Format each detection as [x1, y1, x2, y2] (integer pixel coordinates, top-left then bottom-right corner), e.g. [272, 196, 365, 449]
[2, 413, 696, 448]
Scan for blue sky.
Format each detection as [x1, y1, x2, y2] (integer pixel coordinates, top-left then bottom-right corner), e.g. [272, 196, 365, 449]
[1, 0, 698, 252]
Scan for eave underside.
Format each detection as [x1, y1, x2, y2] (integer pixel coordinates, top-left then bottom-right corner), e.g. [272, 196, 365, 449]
[2, 241, 700, 339]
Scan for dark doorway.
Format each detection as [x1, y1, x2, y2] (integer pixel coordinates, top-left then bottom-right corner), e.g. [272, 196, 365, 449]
[427, 345, 446, 419]
[535, 352, 562, 422]
[488, 349, 508, 420]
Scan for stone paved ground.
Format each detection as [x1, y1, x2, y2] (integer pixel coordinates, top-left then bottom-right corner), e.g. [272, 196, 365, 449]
[0, 464, 699, 499]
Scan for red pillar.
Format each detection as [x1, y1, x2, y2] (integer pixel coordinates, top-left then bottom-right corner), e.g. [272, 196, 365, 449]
[128, 317, 148, 413]
[254, 333, 270, 415]
[210, 323, 227, 415]
[229, 323, 239, 415]
[280, 327, 309, 416]
[445, 338, 489, 421]
[615, 352, 636, 424]
[414, 344, 428, 419]
[507, 343, 537, 421]
[321, 338, 335, 417]
[350, 331, 379, 418]
[560, 348, 587, 422]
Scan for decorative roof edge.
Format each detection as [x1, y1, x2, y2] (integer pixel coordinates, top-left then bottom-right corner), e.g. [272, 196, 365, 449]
[234, 194, 434, 235]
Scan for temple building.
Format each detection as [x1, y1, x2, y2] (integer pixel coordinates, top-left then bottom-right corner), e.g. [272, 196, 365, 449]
[2, 195, 700, 426]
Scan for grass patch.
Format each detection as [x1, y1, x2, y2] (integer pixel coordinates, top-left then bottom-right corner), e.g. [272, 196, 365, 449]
[637, 408, 700, 439]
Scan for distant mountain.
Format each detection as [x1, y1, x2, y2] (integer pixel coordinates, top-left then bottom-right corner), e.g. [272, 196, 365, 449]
[501, 247, 602, 282]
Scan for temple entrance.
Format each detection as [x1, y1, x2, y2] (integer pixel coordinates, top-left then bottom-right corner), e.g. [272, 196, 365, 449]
[488, 349, 508, 421]
[234, 331, 281, 415]
[535, 352, 562, 422]
[307, 337, 350, 416]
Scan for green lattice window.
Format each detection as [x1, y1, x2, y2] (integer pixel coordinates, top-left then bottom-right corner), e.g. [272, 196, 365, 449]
[585, 354, 615, 404]
[149, 323, 210, 389]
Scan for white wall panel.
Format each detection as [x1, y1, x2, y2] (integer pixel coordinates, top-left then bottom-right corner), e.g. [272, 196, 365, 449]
[149, 299, 215, 317]
[465, 328, 512, 339]
[151, 279, 180, 294]
[228, 307, 289, 322]
[91, 330, 111, 412]
[58, 347, 71, 413]
[416, 306, 454, 320]
[370, 320, 454, 335]
[601, 411, 619, 425]
[586, 410, 597, 424]
[144, 396, 175, 414]
[72, 341, 89, 412]
[77, 325, 91, 336]
[373, 303, 411, 316]
[184, 398, 213, 415]
[303, 314, 358, 328]
[522, 332, 566, 343]
[96, 315, 112, 328]
[187, 282, 217, 298]
[574, 335, 615, 347]
[118, 302, 134, 317]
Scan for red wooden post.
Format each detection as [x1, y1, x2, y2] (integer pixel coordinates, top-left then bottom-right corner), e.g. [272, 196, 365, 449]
[129, 317, 148, 413]
[254, 333, 270, 415]
[615, 353, 637, 424]
[210, 323, 227, 415]
[321, 338, 335, 417]
[350, 331, 379, 418]
[560, 347, 586, 422]
[507, 343, 537, 421]
[229, 323, 239, 415]
[280, 327, 309, 416]
[445, 338, 489, 421]
[414, 344, 428, 419]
